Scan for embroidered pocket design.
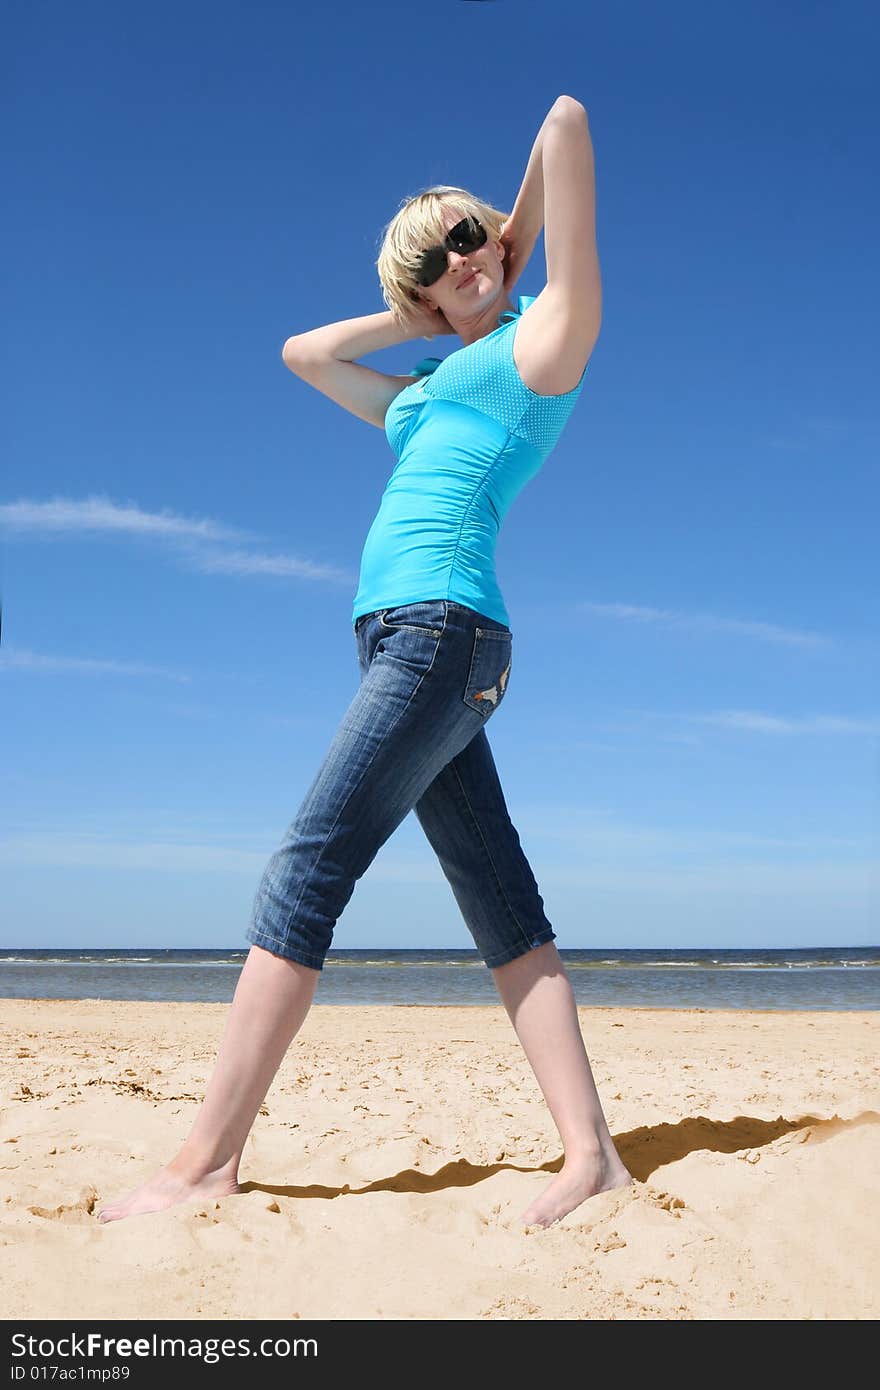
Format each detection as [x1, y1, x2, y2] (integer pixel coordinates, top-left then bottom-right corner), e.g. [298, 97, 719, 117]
[471, 658, 510, 707]
[463, 628, 513, 717]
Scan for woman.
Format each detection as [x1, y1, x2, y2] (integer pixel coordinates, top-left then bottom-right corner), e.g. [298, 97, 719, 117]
[98, 94, 632, 1230]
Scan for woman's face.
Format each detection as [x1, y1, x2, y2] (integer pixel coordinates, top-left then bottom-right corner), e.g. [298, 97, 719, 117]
[414, 206, 506, 319]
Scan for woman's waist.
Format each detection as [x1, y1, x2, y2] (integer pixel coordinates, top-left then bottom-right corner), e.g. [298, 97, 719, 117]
[367, 491, 502, 537]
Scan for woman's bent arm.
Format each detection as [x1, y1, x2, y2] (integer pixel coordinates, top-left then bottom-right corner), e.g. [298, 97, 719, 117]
[499, 95, 579, 294]
[281, 312, 426, 432]
[282, 309, 418, 364]
[541, 99, 601, 338]
[281, 302, 453, 430]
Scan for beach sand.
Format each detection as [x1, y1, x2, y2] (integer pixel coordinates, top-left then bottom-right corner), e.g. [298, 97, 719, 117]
[1, 999, 877, 1321]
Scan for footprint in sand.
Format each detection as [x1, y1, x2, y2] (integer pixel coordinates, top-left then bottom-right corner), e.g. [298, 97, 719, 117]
[27, 1185, 98, 1223]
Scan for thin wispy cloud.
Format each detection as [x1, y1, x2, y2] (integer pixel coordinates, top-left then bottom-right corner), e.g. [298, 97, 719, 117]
[762, 416, 876, 450]
[0, 495, 249, 543]
[764, 435, 811, 451]
[0, 648, 191, 683]
[0, 833, 264, 874]
[537, 708, 880, 743]
[579, 600, 827, 648]
[513, 803, 872, 856]
[0, 830, 446, 880]
[0, 495, 349, 585]
[694, 710, 880, 736]
[543, 861, 874, 897]
[187, 547, 352, 583]
[2, 824, 871, 895]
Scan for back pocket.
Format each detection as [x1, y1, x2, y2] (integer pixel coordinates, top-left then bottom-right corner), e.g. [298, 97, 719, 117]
[463, 628, 512, 717]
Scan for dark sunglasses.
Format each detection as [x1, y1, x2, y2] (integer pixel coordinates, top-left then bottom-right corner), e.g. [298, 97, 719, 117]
[414, 216, 488, 287]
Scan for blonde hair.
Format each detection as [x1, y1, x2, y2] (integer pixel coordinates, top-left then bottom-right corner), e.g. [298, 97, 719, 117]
[376, 185, 510, 340]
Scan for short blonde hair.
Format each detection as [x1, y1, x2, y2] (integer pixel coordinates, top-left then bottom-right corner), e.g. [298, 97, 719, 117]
[376, 185, 510, 340]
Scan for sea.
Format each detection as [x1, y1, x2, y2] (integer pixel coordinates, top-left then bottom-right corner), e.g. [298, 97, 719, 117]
[0, 945, 877, 1010]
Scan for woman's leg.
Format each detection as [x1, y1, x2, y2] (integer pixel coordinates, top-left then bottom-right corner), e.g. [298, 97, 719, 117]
[98, 601, 509, 1224]
[491, 943, 633, 1228]
[97, 946, 318, 1223]
[413, 726, 632, 1227]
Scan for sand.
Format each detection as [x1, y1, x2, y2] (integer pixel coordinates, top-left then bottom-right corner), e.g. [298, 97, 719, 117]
[1, 998, 877, 1321]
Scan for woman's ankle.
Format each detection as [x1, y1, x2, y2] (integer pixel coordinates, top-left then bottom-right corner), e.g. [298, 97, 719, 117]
[168, 1145, 240, 1184]
[562, 1126, 622, 1165]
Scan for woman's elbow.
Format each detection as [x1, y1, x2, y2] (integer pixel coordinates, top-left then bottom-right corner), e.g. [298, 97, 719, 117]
[281, 336, 307, 368]
[552, 95, 587, 120]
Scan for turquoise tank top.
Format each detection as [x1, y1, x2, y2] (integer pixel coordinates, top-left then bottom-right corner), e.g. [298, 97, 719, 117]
[351, 291, 587, 628]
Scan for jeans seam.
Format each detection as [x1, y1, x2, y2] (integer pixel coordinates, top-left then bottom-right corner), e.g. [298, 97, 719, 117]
[245, 926, 325, 970]
[379, 625, 444, 638]
[483, 932, 555, 969]
[449, 754, 535, 954]
[378, 601, 448, 636]
[271, 601, 451, 948]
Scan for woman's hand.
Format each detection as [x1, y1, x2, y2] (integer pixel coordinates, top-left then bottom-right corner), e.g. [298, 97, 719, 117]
[498, 213, 541, 295]
[498, 220, 519, 293]
[398, 294, 457, 341]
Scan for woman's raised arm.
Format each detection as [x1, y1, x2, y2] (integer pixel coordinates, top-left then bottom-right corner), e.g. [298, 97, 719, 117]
[283, 308, 414, 364]
[501, 96, 602, 395]
[540, 97, 601, 340]
[498, 99, 560, 293]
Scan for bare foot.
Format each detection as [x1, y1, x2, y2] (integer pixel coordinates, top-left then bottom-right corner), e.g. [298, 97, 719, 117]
[520, 1145, 633, 1230]
[96, 1161, 241, 1224]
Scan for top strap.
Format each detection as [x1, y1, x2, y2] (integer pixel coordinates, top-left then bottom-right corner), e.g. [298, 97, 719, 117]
[498, 293, 537, 326]
[409, 356, 443, 377]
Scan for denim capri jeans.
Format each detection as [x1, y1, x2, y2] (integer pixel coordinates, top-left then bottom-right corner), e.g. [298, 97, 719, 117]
[246, 599, 556, 970]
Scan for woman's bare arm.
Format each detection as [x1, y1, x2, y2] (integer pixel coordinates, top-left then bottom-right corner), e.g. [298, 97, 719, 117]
[500, 95, 589, 293]
[541, 99, 601, 337]
[498, 102, 560, 293]
[283, 309, 416, 364]
[505, 96, 601, 395]
[281, 305, 451, 432]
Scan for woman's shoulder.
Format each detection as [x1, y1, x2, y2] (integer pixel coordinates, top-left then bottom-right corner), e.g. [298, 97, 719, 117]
[511, 287, 595, 396]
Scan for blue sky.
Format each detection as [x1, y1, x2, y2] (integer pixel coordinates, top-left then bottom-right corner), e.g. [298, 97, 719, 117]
[3, 0, 878, 950]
